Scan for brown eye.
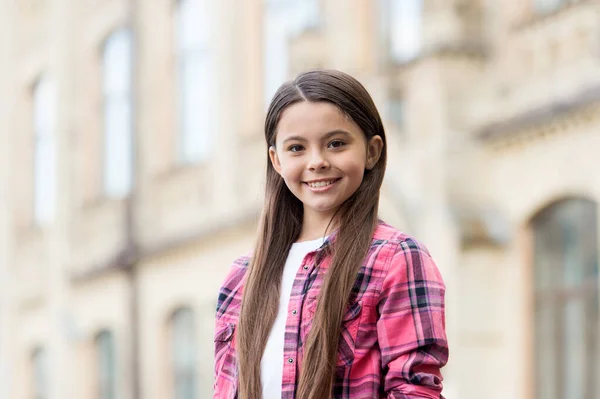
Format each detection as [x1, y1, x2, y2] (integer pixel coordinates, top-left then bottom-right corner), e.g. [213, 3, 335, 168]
[328, 140, 345, 149]
[288, 144, 304, 152]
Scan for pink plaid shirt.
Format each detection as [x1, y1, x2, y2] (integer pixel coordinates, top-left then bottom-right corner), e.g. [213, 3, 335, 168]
[214, 221, 448, 398]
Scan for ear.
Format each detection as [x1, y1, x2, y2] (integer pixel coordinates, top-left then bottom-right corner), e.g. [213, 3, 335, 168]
[269, 146, 283, 175]
[365, 135, 383, 170]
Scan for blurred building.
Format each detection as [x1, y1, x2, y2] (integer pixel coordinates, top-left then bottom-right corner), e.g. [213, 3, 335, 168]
[0, 0, 599, 398]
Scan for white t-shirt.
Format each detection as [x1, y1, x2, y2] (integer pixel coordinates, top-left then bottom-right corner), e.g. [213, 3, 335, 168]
[260, 236, 326, 398]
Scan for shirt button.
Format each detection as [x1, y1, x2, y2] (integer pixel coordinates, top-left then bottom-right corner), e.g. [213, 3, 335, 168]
[288, 358, 294, 363]
[303, 265, 309, 270]
[292, 309, 297, 315]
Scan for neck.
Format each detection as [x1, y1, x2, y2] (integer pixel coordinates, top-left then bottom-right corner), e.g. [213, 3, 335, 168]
[297, 207, 339, 242]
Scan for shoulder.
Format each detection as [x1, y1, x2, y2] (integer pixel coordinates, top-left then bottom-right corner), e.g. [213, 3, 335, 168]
[371, 220, 425, 249]
[371, 220, 442, 286]
[230, 252, 252, 273]
[371, 220, 431, 253]
[221, 253, 251, 289]
[216, 252, 252, 321]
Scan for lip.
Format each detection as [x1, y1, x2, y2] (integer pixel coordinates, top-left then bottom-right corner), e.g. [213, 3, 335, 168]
[304, 178, 337, 183]
[303, 177, 341, 193]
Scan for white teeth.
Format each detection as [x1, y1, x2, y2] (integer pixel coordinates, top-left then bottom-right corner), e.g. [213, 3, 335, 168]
[307, 180, 335, 188]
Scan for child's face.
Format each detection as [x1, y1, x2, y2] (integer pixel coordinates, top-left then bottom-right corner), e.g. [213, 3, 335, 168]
[269, 101, 382, 224]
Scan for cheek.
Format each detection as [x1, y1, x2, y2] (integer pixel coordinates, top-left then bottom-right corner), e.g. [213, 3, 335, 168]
[344, 158, 367, 179]
[279, 160, 303, 181]
[344, 164, 367, 190]
[349, 169, 366, 186]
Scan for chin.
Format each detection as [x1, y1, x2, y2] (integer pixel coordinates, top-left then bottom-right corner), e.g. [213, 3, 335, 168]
[308, 203, 342, 214]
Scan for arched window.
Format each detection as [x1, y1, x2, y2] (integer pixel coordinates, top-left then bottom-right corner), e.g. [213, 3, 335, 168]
[31, 346, 48, 399]
[102, 28, 133, 198]
[175, 0, 214, 163]
[33, 76, 57, 225]
[170, 307, 197, 399]
[95, 330, 116, 399]
[263, 0, 320, 107]
[533, 198, 598, 399]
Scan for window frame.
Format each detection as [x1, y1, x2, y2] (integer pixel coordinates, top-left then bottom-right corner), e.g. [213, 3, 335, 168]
[31, 346, 48, 399]
[95, 330, 117, 399]
[532, 198, 598, 399]
[385, 0, 424, 64]
[101, 28, 134, 198]
[533, 0, 566, 14]
[170, 307, 198, 399]
[174, 0, 214, 164]
[262, 0, 321, 108]
[32, 76, 57, 226]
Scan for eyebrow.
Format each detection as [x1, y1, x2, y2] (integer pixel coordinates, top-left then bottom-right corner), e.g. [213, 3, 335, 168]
[281, 130, 352, 145]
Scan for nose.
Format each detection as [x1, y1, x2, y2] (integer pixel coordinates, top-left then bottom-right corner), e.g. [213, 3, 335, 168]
[307, 149, 330, 171]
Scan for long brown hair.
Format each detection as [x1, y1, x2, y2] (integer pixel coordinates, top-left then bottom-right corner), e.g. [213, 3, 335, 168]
[237, 69, 387, 399]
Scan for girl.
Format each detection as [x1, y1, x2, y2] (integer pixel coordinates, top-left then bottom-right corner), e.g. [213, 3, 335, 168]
[214, 69, 448, 399]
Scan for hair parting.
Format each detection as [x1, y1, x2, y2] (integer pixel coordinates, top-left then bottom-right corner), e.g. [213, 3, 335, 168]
[237, 69, 387, 399]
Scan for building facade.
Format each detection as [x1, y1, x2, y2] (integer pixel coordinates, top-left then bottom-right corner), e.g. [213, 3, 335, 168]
[0, 0, 599, 398]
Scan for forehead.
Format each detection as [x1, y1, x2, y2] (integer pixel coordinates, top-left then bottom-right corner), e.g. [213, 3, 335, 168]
[275, 101, 362, 142]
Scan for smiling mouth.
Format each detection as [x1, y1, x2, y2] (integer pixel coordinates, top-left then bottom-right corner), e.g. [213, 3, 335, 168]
[304, 178, 341, 188]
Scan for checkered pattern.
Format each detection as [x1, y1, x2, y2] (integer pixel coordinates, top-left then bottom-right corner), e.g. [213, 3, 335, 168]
[214, 221, 448, 398]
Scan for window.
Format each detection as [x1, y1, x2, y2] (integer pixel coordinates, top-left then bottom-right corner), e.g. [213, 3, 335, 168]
[175, 0, 214, 164]
[387, 0, 423, 63]
[33, 76, 57, 225]
[533, 198, 598, 399]
[388, 95, 404, 129]
[534, 0, 565, 14]
[263, 0, 320, 107]
[102, 28, 133, 198]
[170, 307, 197, 399]
[31, 347, 48, 399]
[95, 330, 116, 399]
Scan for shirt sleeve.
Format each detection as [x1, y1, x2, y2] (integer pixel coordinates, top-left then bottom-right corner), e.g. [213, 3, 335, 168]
[377, 239, 449, 399]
